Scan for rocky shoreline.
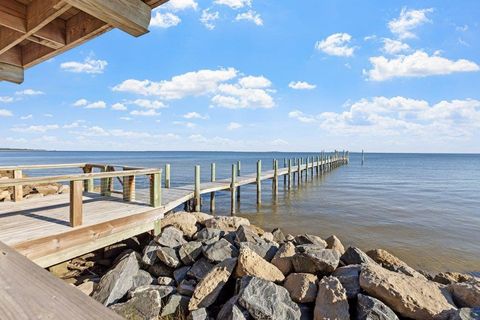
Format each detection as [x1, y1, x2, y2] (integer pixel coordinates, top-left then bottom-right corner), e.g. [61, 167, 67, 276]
[52, 211, 479, 320]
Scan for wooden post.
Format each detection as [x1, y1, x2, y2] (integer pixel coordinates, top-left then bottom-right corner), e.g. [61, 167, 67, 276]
[122, 175, 135, 201]
[283, 158, 287, 185]
[210, 163, 216, 213]
[237, 160, 241, 201]
[288, 159, 292, 190]
[69, 180, 83, 227]
[256, 160, 262, 205]
[305, 157, 308, 180]
[316, 156, 320, 175]
[311, 156, 315, 176]
[12, 169, 23, 202]
[165, 164, 171, 188]
[297, 158, 301, 185]
[194, 165, 201, 212]
[273, 159, 278, 197]
[100, 166, 109, 196]
[231, 164, 237, 214]
[153, 220, 161, 236]
[150, 172, 161, 207]
[82, 165, 94, 193]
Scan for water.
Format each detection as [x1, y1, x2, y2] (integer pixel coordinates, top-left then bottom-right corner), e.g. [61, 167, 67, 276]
[1, 151, 479, 273]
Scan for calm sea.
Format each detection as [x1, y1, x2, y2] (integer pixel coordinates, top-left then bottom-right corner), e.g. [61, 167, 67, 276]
[1, 151, 479, 274]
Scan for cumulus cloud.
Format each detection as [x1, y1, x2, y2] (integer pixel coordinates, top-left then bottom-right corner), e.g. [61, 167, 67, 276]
[112, 103, 127, 111]
[15, 89, 44, 96]
[288, 110, 316, 123]
[365, 50, 480, 81]
[130, 109, 161, 116]
[388, 7, 433, 39]
[214, 0, 252, 9]
[151, 12, 181, 28]
[200, 9, 219, 30]
[227, 122, 242, 130]
[212, 83, 274, 109]
[315, 33, 355, 57]
[235, 10, 263, 26]
[0, 109, 13, 117]
[60, 57, 108, 74]
[288, 81, 316, 90]
[0, 96, 13, 103]
[131, 99, 167, 109]
[183, 112, 209, 119]
[73, 99, 88, 107]
[12, 124, 60, 133]
[20, 114, 33, 120]
[72, 99, 106, 109]
[162, 0, 198, 11]
[238, 76, 271, 88]
[173, 121, 196, 128]
[382, 38, 410, 54]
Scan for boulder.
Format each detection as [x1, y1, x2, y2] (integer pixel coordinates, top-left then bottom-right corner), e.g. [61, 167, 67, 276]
[271, 242, 296, 275]
[236, 225, 263, 243]
[449, 308, 480, 320]
[366, 249, 426, 279]
[240, 241, 278, 262]
[155, 226, 187, 248]
[332, 264, 361, 299]
[359, 262, 456, 319]
[110, 287, 161, 320]
[35, 184, 59, 196]
[449, 281, 480, 307]
[433, 272, 477, 285]
[132, 270, 154, 289]
[357, 293, 399, 320]
[179, 241, 203, 265]
[283, 273, 318, 303]
[128, 285, 176, 300]
[141, 240, 162, 267]
[162, 212, 198, 238]
[203, 238, 239, 263]
[25, 193, 43, 199]
[148, 262, 174, 278]
[178, 279, 197, 297]
[204, 216, 250, 232]
[0, 190, 10, 201]
[294, 234, 327, 247]
[160, 294, 190, 317]
[58, 184, 70, 194]
[189, 258, 237, 310]
[195, 228, 224, 243]
[262, 232, 274, 242]
[76, 281, 97, 296]
[157, 246, 181, 268]
[216, 295, 250, 320]
[325, 235, 345, 254]
[188, 257, 215, 281]
[92, 251, 140, 306]
[313, 276, 350, 320]
[191, 212, 214, 225]
[238, 277, 301, 320]
[188, 308, 209, 320]
[157, 276, 175, 286]
[173, 265, 191, 284]
[272, 228, 286, 243]
[292, 248, 340, 274]
[235, 246, 284, 283]
[341, 246, 374, 265]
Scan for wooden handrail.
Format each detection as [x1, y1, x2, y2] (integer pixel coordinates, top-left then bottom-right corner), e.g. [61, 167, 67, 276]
[0, 163, 88, 171]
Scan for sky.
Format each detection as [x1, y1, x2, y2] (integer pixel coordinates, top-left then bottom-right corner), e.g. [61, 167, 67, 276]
[1, 0, 479, 153]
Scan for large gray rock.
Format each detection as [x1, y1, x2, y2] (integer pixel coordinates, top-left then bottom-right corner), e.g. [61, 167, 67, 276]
[357, 293, 399, 320]
[141, 240, 161, 267]
[188, 308, 209, 320]
[179, 241, 203, 265]
[178, 279, 197, 297]
[188, 257, 215, 281]
[271, 242, 296, 276]
[283, 273, 318, 303]
[235, 225, 262, 243]
[92, 251, 140, 306]
[333, 264, 361, 299]
[148, 261, 174, 278]
[156, 226, 187, 248]
[449, 308, 480, 320]
[174, 265, 191, 284]
[272, 228, 286, 243]
[449, 281, 480, 307]
[292, 247, 340, 274]
[366, 249, 426, 279]
[161, 212, 198, 238]
[128, 285, 176, 300]
[325, 235, 345, 254]
[132, 270, 154, 290]
[160, 294, 191, 317]
[189, 258, 237, 310]
[110, 286, 161, 320]
[157, 276, 175, 286]
[235, 246, 285, 283]
[294, 234, 327, 247]
[195, 228, 224, 243]
[240, 241, 278, 262]
[216, 296, 250, 320]
[238, 277, 301, 320]
[203, 238, 239, 263]
[204, 216, 250, 232]
[341, 246, 374, 265]
[157, 246, 181, 268]
[314, 276, 350, 320]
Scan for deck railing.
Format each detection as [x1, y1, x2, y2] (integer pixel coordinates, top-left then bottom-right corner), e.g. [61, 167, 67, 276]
[0, 163, 162, 227]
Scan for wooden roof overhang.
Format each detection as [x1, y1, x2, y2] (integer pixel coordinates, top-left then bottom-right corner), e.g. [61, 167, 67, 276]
[0, 0, 168, 84]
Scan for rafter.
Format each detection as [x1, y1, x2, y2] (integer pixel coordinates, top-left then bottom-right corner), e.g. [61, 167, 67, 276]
[0, 61, 23, 84]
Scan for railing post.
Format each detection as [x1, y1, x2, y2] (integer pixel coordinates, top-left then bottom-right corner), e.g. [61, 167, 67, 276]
[82, 165, 94, 193]
[69, 180, 83, 227]
[13, 169, 23, 202]
[273, 159, 278, 197]
[165, 164, 171, 188]
[123, 174, 135, 201]
[194, 165, 201, 212]
[150, 171, 162, 207]
[283, 158, 287, 185]
[305, 157, 308, 180]
[210, 163, 216, 212]
[100, 165, 109, 196]
[297, 158, 301, 185]
[231, 163, 237, 215]
[236, 160, 241, 201]
[288, 159, 292, 190]
[256, 160, 261, 205]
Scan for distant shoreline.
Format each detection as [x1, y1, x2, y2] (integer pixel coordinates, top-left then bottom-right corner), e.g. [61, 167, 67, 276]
[0, 148, 47, 152]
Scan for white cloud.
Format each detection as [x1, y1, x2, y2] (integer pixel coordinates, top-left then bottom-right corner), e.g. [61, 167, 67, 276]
[0, 96, 13, 103]
[63, 120, 85, 129]
[162, 0, 198, 11]
[183, 112, 208, 119]
[388, 8, 433, 39]
[113, 67, 238, 99]
[120, 117, 132, 121]
[151, 12, 181, 28]
[174, 121, 196, 128]
[43, 113, 53, 117]
[365, 50, 480, 81]
[85, 101, 106, 109]
[60, 57, 108, 74]
[20, 114, 33, 120]
[200, 9, 219, 30]
[315, 33, 355, 57]
[15, 89, 44, 96]
[214, 0, 251, 9]
[112, 103, 127, 111]
[235, 10, 263, 26]
[12, 124, 59, 133]
[382, 38, 410, 54]
[131, 99, 167, 109]
[288, 110, 316, 123]
[288, 81, 316, 90]
[227, 122, 242, 130]
[0, 109, 13, 117]
[130, 109, 161, 116]
[238, 75, 271, 88]
[212, 83, 274, 109]
[73, 99, 88, 107]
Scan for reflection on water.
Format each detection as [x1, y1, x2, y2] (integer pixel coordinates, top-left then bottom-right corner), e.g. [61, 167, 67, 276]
[1, 151, 479, 273]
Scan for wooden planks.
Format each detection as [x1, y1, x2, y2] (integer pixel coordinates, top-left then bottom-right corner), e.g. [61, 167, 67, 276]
[69, 180, 83, 227]
[0, 61, 23, 83]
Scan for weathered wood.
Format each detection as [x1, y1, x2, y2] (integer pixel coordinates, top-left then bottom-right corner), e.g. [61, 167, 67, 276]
[0, 61, 23, 83]
[236, 160, 241, 201]
[231, 163, 237, 214]
[194, 165, 200, 212]
[122, 175, 135, 201]
[153, 219, 161, 236]
[287, 159, 292, 189]
[210, 163, 215, 212]
[256, 160, 261, 205]
[12, 169, 22, 202]
[64, 0, 151, 37]
[297, 158, 301, 185]
[82, 165, 94, 192]
[0, 241, 124, 320]
[69, 180, 83, 227]
[273, 159, 278, 197]
[165, 163, 171, 188]
[149, 172, 161, 207]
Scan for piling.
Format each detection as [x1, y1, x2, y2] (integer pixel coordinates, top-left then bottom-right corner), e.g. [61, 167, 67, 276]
[210, 163, 215, 212]
[256, 160, 262, 205]
[165, 164, 171, 188]
[231, 163, 237, 214]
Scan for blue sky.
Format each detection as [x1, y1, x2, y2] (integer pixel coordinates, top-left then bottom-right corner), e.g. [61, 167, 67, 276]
[1, 0, 479, 152]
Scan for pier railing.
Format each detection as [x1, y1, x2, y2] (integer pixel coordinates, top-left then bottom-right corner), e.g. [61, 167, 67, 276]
[0, 163, 162, 227]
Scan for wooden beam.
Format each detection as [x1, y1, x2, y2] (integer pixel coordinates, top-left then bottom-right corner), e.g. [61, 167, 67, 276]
[0, 47, 21, 67]
[69, 180, 83, 227]
[64, 0, 151, 37]
[0, 62, 23, 84]
[0, 0, 27, 32]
